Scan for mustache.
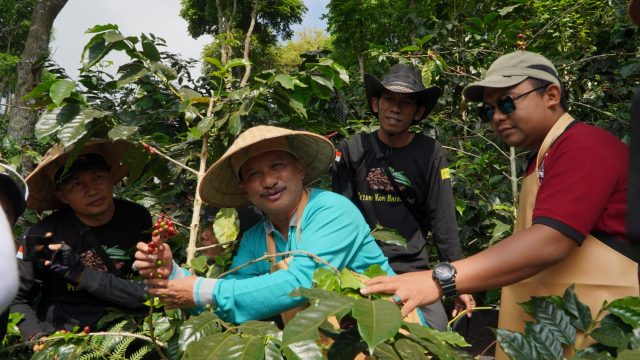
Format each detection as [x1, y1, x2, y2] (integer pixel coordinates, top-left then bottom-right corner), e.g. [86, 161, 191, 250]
[260, 185, 286, 197]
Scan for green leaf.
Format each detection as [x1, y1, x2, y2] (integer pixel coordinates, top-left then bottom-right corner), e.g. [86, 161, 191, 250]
[213, 208, 240, 244]
[275, 74, 296, 89]
[178, 312, 224, 351]
[225, 58, 248, 69]
[373, 342, 401, 360]
[352, 298, 402, 356]
[197, 116, 215, 134]
[81, 33, 109, 69]
[340, 268, 365, 290]
[283, 340, 323, 360]
[563, 285, 592, 331]
[534, 299, 576, 345]
[498, 4, 520, 16]
[607, 297, 640, 328]
[85, 24, 119, 33]
[370, 224, 408, 249]
[108, 125, 138, 139]
[524, 323, 563, 360]
[239, 94, 256, 116]
[117, 63, 149, 87]
[103, 30, 125, 43]
[150, 61, 177, 80]
[404, 322, 470, 347]
[228, 112, 242, 135]
[630, 328, 640, 350]
[495, 328, 538, 360]
[49, 79, 75, 106]
[591, 324, 629, 349]
[183, 333, 264, 360]
[282, 294, 354, 345]
[179, 87, 203, 101]
[237, 321, 282, 340]
[141, 36, 161, 61]
[363, 264, 388, 279]
[327, 326, 368, 360]
[310, 75, 334, 99]
[58, 115, 88, 147]
[605, 304, 640, 329]
[190, 255, 208, 273]
[264, 341, 284, 360]
[393, 338, 428, 359]
[618, 350, 640, 360]
[312, 267, 339, 291]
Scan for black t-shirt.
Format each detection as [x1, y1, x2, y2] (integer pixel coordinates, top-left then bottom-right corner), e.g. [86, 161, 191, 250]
[333, 132, 462, 274]
[11, 198, 151, 339]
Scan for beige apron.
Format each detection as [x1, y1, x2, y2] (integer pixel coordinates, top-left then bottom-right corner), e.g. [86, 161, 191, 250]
[496, 114, 639, 359]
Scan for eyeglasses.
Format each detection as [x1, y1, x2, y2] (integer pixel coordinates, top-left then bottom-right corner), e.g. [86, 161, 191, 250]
[480, 84, 548, 122]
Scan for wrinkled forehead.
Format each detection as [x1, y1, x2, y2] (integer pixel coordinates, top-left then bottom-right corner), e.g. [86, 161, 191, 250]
[238, 150, 298, 175]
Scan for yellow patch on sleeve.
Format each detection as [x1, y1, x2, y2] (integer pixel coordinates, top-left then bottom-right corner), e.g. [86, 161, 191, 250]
[440, 168, 451, 180]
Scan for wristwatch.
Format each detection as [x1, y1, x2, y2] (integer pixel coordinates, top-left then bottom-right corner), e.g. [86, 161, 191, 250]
[432, 262, 457, 298]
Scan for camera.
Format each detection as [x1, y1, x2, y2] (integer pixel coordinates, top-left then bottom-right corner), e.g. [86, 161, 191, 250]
[22, 233, 57, 262]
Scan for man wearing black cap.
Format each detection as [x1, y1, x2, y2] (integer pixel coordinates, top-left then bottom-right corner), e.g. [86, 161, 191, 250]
[0, 163, 28, 341]
[10, 139, 151, 342]
[332, 63, 474, 330]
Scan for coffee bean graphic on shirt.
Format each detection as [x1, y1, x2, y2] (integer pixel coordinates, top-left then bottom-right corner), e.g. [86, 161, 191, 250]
[366, 167, 412, 192]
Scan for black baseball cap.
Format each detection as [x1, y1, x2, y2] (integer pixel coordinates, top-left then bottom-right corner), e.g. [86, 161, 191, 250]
[53, 153, 112, 185]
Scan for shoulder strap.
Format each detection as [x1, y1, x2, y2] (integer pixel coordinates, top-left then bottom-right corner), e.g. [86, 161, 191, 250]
[68, 213, 117, 274]
[367, 132, 427, 234]
[629, 91, 640, 244]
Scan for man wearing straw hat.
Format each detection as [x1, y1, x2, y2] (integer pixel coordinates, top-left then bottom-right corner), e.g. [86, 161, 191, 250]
[10, 139, 152, 341]
[134, 125, 395, 325]
[361, 51, 639, 357]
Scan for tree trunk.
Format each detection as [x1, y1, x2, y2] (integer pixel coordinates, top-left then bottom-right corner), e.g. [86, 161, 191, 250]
[407, 0, 416, 41]
[240, 0, 259, 87]
[8, 0, 67, 153]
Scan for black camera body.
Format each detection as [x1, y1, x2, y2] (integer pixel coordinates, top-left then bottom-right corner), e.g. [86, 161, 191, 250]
[22, 233, 57, 262]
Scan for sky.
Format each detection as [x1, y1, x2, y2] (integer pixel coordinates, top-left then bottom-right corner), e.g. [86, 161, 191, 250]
[50, 0, 329, 79]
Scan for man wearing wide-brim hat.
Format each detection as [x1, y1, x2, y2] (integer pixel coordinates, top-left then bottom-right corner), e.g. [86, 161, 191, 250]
[10, 139, 152, 342]
[134, 125, 394, 325]
[332, 63, 474, 330]
[361, 51, 638, 358]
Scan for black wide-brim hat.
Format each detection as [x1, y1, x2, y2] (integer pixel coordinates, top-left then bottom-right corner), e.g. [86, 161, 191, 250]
[364, 63, 442, 121]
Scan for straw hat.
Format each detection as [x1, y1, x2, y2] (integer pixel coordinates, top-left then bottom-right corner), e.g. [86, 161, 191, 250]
[26, 139, 136, 211]
[199, 126, 334, 208]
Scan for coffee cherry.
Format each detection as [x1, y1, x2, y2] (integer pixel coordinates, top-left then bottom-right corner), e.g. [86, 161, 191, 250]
[518, 33, 525, 39]
[83, 326, 91, 334]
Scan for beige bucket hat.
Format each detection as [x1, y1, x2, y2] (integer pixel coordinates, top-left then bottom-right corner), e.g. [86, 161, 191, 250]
[26, 138, 135, 211]
[463, 51, 560, 102]
[199, 125, 334, 208]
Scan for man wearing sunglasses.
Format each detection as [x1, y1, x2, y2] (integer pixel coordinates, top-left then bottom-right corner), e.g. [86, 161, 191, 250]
[360, 51, 637, 356]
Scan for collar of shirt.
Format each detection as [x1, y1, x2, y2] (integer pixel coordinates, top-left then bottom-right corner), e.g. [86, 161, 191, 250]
[262, 210, 300, 241]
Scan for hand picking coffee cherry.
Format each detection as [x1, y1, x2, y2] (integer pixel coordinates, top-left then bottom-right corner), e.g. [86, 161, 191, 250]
[148, 214, 177, 254]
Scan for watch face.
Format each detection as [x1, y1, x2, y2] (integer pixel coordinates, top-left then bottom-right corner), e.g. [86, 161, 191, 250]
[433, 263, 455, 282]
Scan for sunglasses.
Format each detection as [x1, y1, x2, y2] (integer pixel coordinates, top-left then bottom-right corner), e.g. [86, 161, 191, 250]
[480, 84, 548, 122]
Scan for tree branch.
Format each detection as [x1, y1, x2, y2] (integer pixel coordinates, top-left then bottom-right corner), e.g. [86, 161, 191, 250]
[217, 250, 340, 278]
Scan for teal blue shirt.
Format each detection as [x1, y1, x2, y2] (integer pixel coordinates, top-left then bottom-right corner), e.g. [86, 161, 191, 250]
[209, 189, 393, 323]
